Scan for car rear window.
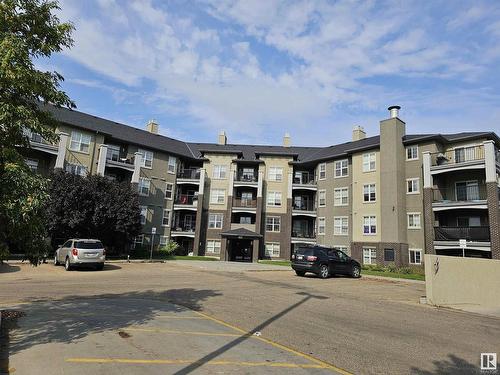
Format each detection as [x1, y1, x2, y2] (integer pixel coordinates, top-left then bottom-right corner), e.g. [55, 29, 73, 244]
[295, 248, 314, 256]
[75, 241, 104, 249]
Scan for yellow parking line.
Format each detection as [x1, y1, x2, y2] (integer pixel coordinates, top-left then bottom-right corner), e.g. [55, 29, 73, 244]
[193, 310, 353, 375]
[124, 327, 241, 337]
[155, 315, 206, 319]
[66, 357, 329, 369]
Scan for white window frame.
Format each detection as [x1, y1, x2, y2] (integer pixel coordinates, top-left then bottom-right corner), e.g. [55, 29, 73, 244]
[334, 187, 349, 206]
[138, 148, 153, 168]
[210, 189, 226, 204]
[363, 215, 377, 235]
[268, 167, 283, 182]
[318, 217, 326, 235]
[363, 183, 376, 203]
[206, 240, 221, 254]
[266, 191, 282, 207]
[319, 163, 326, 180]
[265, 216, 281, 232]
[363, 247, 377, 265]
[409, 249, 422, 265]
[165, 182, 174, 200]
[159, 236, 169, 246]
[406, 145, 419, 161]
[334, 159, 348, 178]
[406, 178, 420, 194]
[65, 163, 87, 176]
[212, 165, 227, 179]
[138, 178, 151, 196]
[407, 213, 421, 229]
[162, 209, 171, 227]
[318, 190, 326, 207]
[265, 242, 280, 257]
[334, 216, 349, 236]
[134, 234, 144, 245]
[167, 156, 177, 174]
[69, 131, 91, 153]
[208, 213, 223, 229]
[140, 206, 148, 225]
[362, 152, 376, 172]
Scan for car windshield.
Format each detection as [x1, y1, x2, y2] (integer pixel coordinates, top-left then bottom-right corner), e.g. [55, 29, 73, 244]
[75, 241, 104, 249]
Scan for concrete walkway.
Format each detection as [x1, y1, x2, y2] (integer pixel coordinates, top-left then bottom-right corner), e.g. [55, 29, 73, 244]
[170, 260, 290, 272]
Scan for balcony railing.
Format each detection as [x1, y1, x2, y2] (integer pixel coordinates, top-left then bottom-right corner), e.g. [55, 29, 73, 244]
[293, 173, 316, 185]
[172, 225, 196, 233]
[434, 226, 490, 241]
[177, 168, 201, 180]
[431, 145, 485, 167]
[291, 231, 316, 238]
[175, 194, 197, 205]
[106, 154, 134, 165]
[233, 198, 257, 208]
[432, 188, 486, 202]
[293, 202, 316, 211]
[234, 173, 258, 182]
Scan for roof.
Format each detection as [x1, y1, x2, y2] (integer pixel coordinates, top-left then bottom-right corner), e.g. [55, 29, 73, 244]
[220, 227, 263, 238]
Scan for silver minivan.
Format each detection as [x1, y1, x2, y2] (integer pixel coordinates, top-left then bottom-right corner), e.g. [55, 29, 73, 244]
[54, 239, 106, 271]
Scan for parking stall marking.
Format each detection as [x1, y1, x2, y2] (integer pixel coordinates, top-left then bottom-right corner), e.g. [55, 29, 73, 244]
[123, 327, 242, 337]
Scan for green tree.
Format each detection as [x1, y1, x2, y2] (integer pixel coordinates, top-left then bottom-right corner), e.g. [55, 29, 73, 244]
[46, 171, 142, 254]
[0, 0, 74, 263]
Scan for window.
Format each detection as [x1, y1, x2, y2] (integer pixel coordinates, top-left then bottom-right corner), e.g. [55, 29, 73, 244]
[384, 249, 395, 262]
[134, 234, 144, 245]
[363, 184, 376, 202]
[210, 189, 225, 204]
[106, 144, 121, 161]
[318, 190, 326, 207]
[267, 191, 282, 207]
[240, 216, 252, 224]
[456, 181, 480, 201]
[318, 217, 326, 235]
[65, 163, 87, 176]
[363, 216, 377, 235]
[406, 145, 419, 160]
[334, 187, 349, 206]
[168, 156, 176, 174]
[138, 178, 150, 196]
[165, 183, 174, 199]
[335, 246, 350, 256]
[138, 148, 153, 168]
[212, 165, 227, 179]
[319, 163, 326, 180]
[268, 167, 283, 181]
[334, 159, 348, 177]
[159, 236, 168, 246]
[206, 240, 221, 254]
[265, 242, 280, 257]
[69, 131, 91, 153]
[140, 206, 148, 225]
[334, 217, 348, 235]
[363, 248, 377, 264]
[162, 209, 171, 227]
[407, 213, 421, 229]
[266, 216, 281, 232]
[25, 158, 38, 172]
[409, 249, 422, 265]
[407, 178, 420, 194]
[208, 213, 223, 229]
[362, 152, 376, 172]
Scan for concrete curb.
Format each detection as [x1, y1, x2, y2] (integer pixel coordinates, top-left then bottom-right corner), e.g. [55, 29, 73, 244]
[361, 274, 425, 284]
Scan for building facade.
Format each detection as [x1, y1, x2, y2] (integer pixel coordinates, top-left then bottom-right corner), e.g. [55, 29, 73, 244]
[24, 105, 500, 265]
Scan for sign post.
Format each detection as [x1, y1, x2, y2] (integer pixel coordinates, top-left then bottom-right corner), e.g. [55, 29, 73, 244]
[459, 239, 467, 258]
[150, 227, 156, 262]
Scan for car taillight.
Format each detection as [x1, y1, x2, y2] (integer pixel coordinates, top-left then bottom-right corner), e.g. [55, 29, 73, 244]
[72, 248, 78, 256]
[306, 255, 317, 261]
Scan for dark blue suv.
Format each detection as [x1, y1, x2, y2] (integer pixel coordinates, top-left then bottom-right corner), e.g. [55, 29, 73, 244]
[291, 245, 361, 279]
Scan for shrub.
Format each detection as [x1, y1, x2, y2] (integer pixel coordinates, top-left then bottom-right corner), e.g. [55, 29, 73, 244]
[386, 263, 398, 273]
[159, 241, 179, 257]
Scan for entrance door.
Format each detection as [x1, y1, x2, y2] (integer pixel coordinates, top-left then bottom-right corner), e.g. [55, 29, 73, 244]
[228, 239, 253, 262]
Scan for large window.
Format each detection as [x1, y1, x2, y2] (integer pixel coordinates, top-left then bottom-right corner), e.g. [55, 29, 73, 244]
[409, 249, 422, 265]
[363, 247, 377, 264]
[212, 165, 227, 179]
[363, 216, 377, 235]
[206, 240, 221, 254]
[266, 216, 281, 232]
[362, 152, 376, 172]
[265, 242, 280, 257]
[210, 189, 225, 204]
[334, 159, 348, 177]
[407, 213, 421, 229]
[65, 163, 87, 176]
[363, 184, 376, 202]
[162, 209, 171, 227]
[138, 178, 150, 196]
[334, 217, 348, 235]
[406, 146, 419, 160]
[69, 131, 91, 153]
[319, 163, 326, 180]
[106, 144, 121, 161]
[268, 167, 283, 182]
[140, 206, 148, 225]
[25, 158, 39, 172]
[318, 190, 326, 207]
[267, 191, 282, 207]
[168, 156, 176, 174]
[456, 181, 480, 201]
[208, 213, 223, 229]
[384, 249, 395, 262]
[138, 148, 153, 168]
[318, 217, 326, 235]
[407, 178, 420, 194]
[165, 183, 174, 199]
[334, 187, 349, 206]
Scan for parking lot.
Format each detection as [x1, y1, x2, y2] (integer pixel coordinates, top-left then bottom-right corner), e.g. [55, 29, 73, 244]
[1, 261, 499, 374]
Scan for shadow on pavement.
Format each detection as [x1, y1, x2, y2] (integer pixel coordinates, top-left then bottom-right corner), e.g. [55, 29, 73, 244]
[69, 264, 122, 272]
[0, 264, 21, 273]
[410, 354, 488, 374]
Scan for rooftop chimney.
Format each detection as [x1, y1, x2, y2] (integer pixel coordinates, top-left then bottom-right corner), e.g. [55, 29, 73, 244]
[146, 119, 159, 134]
[283, 132, 291, 147]
[352, 126, 366, 141]
[218, 130, 227, 145]
[388, 105, 401, 119]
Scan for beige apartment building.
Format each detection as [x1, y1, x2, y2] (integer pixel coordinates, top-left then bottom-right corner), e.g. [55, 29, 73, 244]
[23, 105, 500, 265]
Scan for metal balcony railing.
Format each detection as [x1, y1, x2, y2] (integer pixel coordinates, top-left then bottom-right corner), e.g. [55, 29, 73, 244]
[293, 173, 316, 185]
[175, 194, 197, 205]
[432, 188, 486, 202]
[431, 145, 485, 167]
[434, 226, 490, 241]
[233, 198, 257, 208]
[235, 173, 258, 182]
[172, 225, 196, 232]
[106, 154, 134, 165]
[177, 168, 201, 179]
[293, 202, 316, 211]
[291, 231, 316, 238]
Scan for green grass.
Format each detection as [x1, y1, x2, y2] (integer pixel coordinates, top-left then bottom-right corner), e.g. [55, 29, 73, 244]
[258, 260, 291, 267]
[361, 269, 425, 281]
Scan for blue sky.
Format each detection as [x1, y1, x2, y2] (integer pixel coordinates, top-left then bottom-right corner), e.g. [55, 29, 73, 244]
[39, 0, 500, 146]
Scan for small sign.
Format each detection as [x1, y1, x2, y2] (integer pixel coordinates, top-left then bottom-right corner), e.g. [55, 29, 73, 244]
[459, 239, 467, 248]
[151, 227, 156, 235]
[481, 353, 497, 370]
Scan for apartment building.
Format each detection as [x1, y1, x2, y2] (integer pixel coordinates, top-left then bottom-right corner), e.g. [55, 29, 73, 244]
[23, 104, 500, 265]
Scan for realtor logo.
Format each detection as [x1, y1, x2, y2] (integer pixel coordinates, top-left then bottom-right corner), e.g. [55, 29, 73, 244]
[481, 353, 497, 370]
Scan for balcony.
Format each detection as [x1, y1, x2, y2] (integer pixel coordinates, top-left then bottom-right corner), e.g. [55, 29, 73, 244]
[230, 223, 256, 232]
[26, 132, 59, 155]
[233, 198, 257, 208]
[292, 172, 317, 190]
[173, 194, 198, 211]
[234, 172, 258, 187]
[105, 155, 135, 172]
[292, 201, 316, 216]
[177, 168, 201, 183]
[291, 230, 316, 244]
[430, 145, 485, 174]
[432, 188, 487, 211]
[434, 226, 490, 242]
[170, 225, 196, 238]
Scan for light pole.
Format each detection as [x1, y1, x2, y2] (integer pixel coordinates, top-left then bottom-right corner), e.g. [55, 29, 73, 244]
[150, 227, 156, 262]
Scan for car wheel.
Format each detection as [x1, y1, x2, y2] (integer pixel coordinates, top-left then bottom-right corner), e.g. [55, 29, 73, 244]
[318, 264, 329, 279]
[64, 257, 72, 271]
[295, 270, 306, 276]
[54, 254, 59, 266]
[351, 265, 361, 278]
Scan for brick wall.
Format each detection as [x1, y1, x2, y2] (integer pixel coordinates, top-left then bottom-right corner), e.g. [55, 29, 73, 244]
[486, 182, 500, 259]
